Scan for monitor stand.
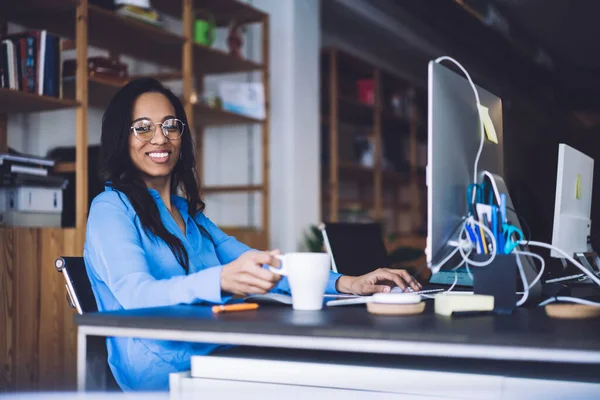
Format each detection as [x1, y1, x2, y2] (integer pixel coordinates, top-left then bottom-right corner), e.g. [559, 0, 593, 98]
[480, 171, 543, 301]
[572, 249, 600, 284]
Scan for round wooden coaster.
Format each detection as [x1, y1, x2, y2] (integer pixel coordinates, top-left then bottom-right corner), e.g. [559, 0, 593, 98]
[367, 301, 426, 316]
[545, 304, 600, 319]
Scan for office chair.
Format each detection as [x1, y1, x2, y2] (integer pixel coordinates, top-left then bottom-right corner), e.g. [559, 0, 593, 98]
[55, 256, 120, 391]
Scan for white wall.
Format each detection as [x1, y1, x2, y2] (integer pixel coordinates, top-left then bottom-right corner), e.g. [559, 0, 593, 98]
[255, 0, 321, 252]
[7, 0, 322, 252]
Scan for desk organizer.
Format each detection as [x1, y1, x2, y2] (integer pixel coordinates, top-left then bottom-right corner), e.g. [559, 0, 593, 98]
[471, 254, 517, 314]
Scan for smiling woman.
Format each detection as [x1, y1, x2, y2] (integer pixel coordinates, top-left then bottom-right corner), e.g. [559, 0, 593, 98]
[83, 78, 421, 391]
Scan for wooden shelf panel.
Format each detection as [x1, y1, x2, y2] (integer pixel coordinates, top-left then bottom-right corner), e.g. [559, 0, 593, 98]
[193, 43, 264, 74]
[10, 4, 184, 70]
[195, 103, 264, 126]
[338, 96, 375, 125]
[9, 3, 263, 74]
[324, 163, 409, 184]
[64, 76, 124, 109]
[0, 88, 78, 114]
[203, 185, 262, 193]
[54, 161, 76, 173]
[153, 0, 267, 25]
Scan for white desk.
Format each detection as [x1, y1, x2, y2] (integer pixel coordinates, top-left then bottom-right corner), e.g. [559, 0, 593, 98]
[75, 303, 600, 398]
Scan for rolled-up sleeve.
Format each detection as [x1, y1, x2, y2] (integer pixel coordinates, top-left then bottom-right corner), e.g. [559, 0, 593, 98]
[194, 213, 251, 264]
[193, 212, 344, 295]
[270, 271, 343, 295]
[86, 200, 228, 308]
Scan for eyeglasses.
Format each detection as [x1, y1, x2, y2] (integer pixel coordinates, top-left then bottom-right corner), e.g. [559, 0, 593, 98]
[130, 118, 185, 142]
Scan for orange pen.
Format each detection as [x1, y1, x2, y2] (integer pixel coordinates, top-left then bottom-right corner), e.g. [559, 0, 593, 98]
[212, 303, 259, 313]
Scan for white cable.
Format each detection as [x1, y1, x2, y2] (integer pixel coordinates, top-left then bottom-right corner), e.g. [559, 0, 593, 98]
[515, 253, 529, 306]
[434, 56, 484, 187]
[460, 217, 497, 267]
[429, 246, 460, 272]
[446, 271, 459, 293]
[513, 250, 545, 290]
[539, 296, 600, 307]
[520, 241, 600, 287]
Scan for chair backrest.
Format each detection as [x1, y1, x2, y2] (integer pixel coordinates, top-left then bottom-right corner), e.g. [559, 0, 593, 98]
[320, 222, 390, 276]
[55, 256, 120, 391]
[55, 256, 98, 314]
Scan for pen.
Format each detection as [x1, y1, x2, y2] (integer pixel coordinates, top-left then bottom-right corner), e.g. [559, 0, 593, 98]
[497, 208, 504, 255]
[464, 224, 481, 254]
[212, 303, 259, 313]
[481, 213, 490, 254]
[491, 206, 498, 253]
[452, 310, 494, 317]
[500, 194, 507, 224]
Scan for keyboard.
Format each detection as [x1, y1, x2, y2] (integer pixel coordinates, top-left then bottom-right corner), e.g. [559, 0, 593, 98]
[326, 288, 447, 307]
[391, 287, 446, 295]
[545, 274, 586, 284]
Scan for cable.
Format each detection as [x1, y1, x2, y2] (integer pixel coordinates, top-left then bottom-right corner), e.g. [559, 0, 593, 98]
[446, 271, 459, 292]
[434, 56, 484, 188]
[515, 253, 529, 306]
[520, 241, 600, 287]
[514, 250, 545, 290]
[507, 206, 531, 243]
[539, 296, 600, 307]
[459, 217, 497, 267]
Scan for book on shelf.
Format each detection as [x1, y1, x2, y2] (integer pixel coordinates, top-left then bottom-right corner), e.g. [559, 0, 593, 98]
[1, 172, 68, 189]
[0, 151, 56, 167]
[0, 150, 67, 189]
[0, 30, 62, 98]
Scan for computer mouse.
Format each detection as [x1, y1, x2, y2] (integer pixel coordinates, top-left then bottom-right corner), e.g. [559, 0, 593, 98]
[371, 293, 422, 304]
[244, 293, 292, 305]
[391, 286, 414, 293]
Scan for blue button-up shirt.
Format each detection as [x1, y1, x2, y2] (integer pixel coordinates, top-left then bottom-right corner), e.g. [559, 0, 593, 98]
[83, 186, 342, 391]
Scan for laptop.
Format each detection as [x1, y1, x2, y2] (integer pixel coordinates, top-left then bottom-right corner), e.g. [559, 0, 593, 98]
[319, 222, 473, 293]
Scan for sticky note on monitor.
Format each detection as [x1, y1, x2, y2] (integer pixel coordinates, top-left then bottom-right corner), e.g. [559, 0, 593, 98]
[576, 174, 582, 199]
[477, 104, 498, 144]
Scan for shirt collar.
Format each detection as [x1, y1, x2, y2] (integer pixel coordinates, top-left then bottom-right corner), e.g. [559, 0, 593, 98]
[104, 184, 190, 217]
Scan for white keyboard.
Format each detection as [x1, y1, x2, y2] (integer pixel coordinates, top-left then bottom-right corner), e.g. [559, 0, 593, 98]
[545, 274, 585, 283]
[391, 287, 446, 295]
[326, 288, 447, 307]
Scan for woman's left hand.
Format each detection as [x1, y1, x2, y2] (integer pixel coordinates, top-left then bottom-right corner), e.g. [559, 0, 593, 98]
[335, 268, 422, 295]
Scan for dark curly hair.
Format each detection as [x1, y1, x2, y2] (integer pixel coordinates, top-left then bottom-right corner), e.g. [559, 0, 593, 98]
[99, 78, 203, 273]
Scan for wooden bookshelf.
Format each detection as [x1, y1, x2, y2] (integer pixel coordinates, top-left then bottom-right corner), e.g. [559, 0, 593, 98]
[202, 184, 262, 193]
[0, 0, 271, 392]
[153, 0, 267, 25]
[9, 2, 263, 74]
[63, 76, 123, 109]
[54, 161, 76, 173]
[65, 78, 266, 128]
[195, 103, 265, 126]
[0, 88, 79, 113]
[321, 47, 426, 238]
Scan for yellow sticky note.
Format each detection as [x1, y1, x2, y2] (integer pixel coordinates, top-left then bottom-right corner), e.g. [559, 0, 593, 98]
[576, 174, 582, 199]
[477, 104, 498, 144]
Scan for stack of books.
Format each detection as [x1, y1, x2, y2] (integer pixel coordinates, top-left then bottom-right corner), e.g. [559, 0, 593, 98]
[0, 30, 63, 98]
[0, 151, 68, 228]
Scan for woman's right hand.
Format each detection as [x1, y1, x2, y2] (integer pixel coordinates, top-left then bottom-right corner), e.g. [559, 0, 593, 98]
[220, 251, 282, 296]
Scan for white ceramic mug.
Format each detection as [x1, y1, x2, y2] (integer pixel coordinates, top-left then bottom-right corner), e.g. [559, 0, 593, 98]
[269, 252, 331, 310]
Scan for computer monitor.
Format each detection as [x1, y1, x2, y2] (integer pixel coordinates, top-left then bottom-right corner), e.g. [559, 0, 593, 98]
[426, 61, 504, 268]
[551, 144, 594, 258]
[426, 60, 543, 300]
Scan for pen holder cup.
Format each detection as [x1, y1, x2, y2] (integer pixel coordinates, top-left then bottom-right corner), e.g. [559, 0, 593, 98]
[471, 254, 517, 314]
